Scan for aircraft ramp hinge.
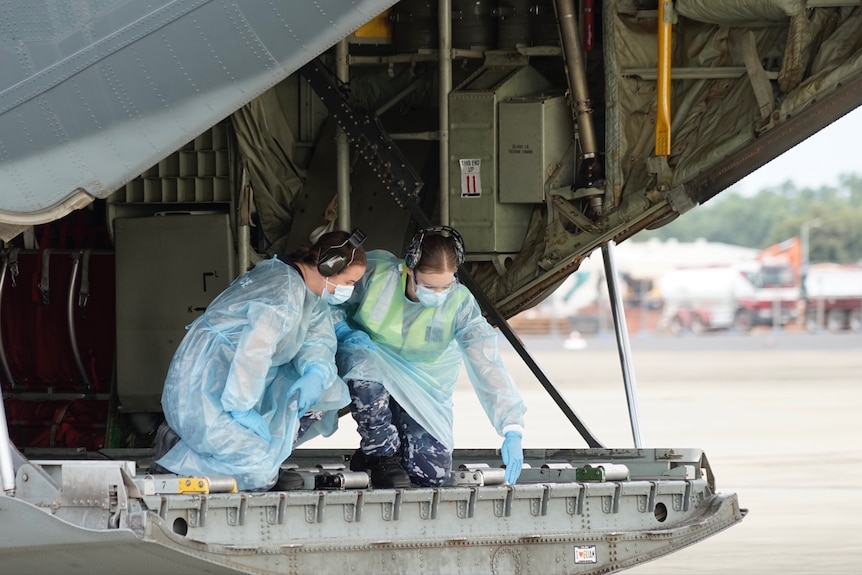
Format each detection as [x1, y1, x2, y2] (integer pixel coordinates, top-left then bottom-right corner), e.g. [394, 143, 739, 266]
[662, 184, 698, 215]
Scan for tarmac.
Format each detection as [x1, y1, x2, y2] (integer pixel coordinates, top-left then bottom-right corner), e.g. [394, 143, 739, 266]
[305, 330, 862, 574]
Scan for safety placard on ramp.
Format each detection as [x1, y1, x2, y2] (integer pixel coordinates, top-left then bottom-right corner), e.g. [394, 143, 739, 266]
[459, 159, 482, 198]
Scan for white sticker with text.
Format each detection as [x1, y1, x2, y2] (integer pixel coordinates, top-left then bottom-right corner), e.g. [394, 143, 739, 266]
[459, 158, 481, 198]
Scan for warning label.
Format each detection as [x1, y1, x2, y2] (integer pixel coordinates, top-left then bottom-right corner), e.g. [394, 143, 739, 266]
[459, 159, 481, 198]
[574, 545, 597, 564]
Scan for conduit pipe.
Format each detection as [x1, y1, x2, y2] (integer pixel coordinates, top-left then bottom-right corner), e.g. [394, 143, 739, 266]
[67, 251, 93, 391]
[554, 0, 598, 158]
[439, 0, 452, 226]
[336, 39, 351, 231]
[554, 0, 603, 216]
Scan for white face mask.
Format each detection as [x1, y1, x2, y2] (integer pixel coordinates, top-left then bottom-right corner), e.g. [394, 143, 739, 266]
[322, 279, 354, 305]
[415, 284, 450, 307]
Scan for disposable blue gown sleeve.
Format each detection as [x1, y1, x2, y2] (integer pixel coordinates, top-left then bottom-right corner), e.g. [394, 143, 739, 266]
[455, 296, 526, 437]
[221, 301, 292, 413]
[330, 306, 348, 325]
[291, 302, 338, 390]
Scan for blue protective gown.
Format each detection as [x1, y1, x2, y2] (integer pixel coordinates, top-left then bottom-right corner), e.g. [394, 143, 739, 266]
[337, 250, 526, 450]
[157, 257, 348, 490]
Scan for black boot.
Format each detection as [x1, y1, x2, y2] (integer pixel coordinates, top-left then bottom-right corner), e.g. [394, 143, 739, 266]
[149, 422, 180, 474]
[350, 449, 411, 489]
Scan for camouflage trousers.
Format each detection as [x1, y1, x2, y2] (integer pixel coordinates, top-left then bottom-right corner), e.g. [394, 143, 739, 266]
[347, 378, 452, 487]
[297, 410, 323, 438]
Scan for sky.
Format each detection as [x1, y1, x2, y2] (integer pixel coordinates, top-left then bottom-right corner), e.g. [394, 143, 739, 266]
[732, 105, 862, 194]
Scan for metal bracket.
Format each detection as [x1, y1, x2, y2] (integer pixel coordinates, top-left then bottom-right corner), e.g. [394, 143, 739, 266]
[300, 59, 424, 209]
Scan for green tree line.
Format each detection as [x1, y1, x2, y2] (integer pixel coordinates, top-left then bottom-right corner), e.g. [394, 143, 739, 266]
[636, 174, 862, 263]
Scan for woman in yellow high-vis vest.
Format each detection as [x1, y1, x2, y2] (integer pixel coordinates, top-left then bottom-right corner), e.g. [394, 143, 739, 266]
[334, 226, 526, 489]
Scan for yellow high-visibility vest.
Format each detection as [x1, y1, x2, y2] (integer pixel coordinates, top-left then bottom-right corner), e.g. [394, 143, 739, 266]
[354, 262, 468, 357]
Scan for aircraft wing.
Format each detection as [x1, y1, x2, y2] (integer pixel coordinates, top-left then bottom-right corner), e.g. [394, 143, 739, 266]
[0, 0, 398, 235]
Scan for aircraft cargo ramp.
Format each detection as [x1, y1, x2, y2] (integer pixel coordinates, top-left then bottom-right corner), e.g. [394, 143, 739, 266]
[0, 448, 744, 575]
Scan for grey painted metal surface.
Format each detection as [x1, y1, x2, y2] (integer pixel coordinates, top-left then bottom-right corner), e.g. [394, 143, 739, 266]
[0, 0, 398, 220]
[1, 448, 745, 574]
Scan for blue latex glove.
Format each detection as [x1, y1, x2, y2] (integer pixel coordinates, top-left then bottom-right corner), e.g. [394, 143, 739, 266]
[335, 321, 376, 350]
[334, 321, 352, 341]
[287, 365, 327, 413]
[501, 431, 524, 484]
[343, 329, 375, 350]
[229, 409, 272, 442]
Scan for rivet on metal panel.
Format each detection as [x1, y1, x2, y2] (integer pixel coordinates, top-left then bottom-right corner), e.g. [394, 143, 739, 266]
[637, 494, 647, 513]
[493, 499, 504, 518]
[457, 499, 468, 519]
[305, 504, 317, 523]
[344, 503, 356, 522]
[602, 496, 611, 513]
[672, 493, 683, 512]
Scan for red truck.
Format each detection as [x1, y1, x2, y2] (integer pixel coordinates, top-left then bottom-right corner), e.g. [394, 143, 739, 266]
[658, 260, 798, 335]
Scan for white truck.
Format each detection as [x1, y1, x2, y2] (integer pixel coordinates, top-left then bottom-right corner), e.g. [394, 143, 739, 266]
[802, 264, 862, 332]
[659, 261, 798, 335]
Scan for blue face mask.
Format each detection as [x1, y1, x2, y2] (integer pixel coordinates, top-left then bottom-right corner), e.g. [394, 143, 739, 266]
[322, 279, 354, 305]
[415, 284, 450, 307]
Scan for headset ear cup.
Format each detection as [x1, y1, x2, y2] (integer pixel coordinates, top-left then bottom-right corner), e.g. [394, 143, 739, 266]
[404, 233, 423, 270]
[318, 249, 347, 277]
[445, 227, 466, 266]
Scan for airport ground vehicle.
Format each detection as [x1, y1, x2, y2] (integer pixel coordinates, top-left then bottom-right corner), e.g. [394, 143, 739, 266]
[659, 261, 798, 335]
[3, 0, 862, 572]
[802, 263, 862, 332]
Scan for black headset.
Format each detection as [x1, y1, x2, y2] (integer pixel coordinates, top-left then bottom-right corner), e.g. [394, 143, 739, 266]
[404, 226, 465, 270]
[318, 228, 367, 277]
